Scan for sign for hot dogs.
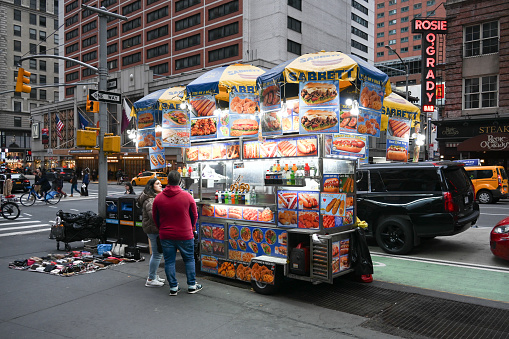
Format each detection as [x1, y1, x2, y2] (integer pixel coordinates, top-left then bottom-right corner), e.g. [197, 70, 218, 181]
[330, 133, 367, 158]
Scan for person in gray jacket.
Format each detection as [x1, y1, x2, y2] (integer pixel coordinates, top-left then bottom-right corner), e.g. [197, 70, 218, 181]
[137, 177, 165, 287]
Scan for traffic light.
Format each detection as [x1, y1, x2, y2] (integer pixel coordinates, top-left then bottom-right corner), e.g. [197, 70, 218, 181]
[86, 95, 99, 112]
[15, 68, 31, 93]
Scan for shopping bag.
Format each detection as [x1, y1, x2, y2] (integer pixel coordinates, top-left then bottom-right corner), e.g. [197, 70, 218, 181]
[124, 246, 141, 260]
[350, 228, 373, 276]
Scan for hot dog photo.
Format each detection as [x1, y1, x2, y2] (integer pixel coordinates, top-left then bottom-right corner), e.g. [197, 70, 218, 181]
[330, 134, 367, 158]
[388, 117, 411, 139]
[323, 175, 340, 193]
[386, 144, 408, 162]
[299, 81, 338, 106]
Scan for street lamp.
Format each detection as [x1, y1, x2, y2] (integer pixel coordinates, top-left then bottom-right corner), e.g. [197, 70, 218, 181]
[385, 45, 409, 101]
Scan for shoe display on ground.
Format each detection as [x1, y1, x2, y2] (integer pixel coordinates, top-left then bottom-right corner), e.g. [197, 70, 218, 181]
[188, 284, 203, 294]
[145, 278, 164, 287]
[169, 285, 180, 296]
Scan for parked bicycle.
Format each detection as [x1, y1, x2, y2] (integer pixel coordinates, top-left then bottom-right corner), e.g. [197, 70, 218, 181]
[19, 186, 62, 206]
[1, 194, 20, 220]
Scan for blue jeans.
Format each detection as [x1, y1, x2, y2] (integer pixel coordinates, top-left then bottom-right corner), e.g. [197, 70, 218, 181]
[71, 183, 80, 195]
[160, 239, 196, 289]
[146, 233, 163, 280]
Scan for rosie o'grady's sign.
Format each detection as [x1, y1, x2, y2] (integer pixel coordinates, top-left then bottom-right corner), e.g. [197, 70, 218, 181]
[412, 18, 447, 113]
[481, 135, 509, 151]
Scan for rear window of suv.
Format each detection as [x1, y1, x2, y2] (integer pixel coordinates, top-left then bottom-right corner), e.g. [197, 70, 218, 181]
[378, 169, 441, 192]
[498, 167, 508, 179]
[443, 167, 472, 193]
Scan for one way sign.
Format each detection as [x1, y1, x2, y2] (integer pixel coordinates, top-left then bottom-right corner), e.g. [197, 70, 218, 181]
[89, 89, 121, 104]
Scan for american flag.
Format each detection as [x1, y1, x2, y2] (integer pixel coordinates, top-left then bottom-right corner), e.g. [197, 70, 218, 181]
[55, 114, 64, 141]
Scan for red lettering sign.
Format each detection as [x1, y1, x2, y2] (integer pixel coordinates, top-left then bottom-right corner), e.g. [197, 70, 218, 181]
[412, 18, 448, 33]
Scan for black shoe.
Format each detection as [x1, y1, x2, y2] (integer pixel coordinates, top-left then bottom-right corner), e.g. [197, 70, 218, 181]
[187, 284, 203, 294]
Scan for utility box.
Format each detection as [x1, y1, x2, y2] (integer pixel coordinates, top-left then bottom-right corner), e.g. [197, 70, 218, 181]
[77, 130, 96, 147]
[104, 135, 120, 153]
[105, 196, 119, 243]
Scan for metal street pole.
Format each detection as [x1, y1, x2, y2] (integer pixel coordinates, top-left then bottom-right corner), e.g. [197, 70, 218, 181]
[82, 5, 126, 218]
[385, 45, 409, 100]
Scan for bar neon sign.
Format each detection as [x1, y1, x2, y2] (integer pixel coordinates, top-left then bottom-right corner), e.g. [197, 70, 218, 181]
[412, 18, 447, 113]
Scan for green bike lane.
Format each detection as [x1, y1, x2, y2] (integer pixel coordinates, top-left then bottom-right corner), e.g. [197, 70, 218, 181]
[371, 253, 509, 303]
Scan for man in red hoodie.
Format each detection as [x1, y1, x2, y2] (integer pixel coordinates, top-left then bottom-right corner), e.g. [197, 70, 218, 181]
[153, 170, 201, 296]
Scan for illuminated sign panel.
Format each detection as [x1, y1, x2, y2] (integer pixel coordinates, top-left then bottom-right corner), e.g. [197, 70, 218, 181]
[412, 18, 447, 114]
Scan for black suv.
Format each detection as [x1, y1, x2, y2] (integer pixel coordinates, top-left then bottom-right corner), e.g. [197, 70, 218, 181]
[356, 161, 479, 254]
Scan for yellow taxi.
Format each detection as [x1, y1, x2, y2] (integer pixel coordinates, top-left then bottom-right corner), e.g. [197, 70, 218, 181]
[464, 165, 508, 204]
[131, 171, 168, 186]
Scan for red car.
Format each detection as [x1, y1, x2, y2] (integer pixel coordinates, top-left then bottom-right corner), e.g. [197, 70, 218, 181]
[490, 216, 509, 260]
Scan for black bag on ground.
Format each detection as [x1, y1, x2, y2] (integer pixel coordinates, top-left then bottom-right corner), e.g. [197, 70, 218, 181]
[124, 246, 141, 260]
[350, 228, 374, 276]
[50, 223, 65, 241]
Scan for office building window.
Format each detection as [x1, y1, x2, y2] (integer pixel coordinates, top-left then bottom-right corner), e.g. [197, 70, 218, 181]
[401, 27, 409, 33]
[14, 41, 21, 52]
[66, 43, 79, 54]
[389, 39, 396, 45]
[30, 28, 37, 39]
[14, 117, 22, 127]
[389, 9, 396, 15]
[40, 75, 46, 85]
[122, 17, 141, 33]
[401, 16, 409, 23]
[464, 76, 497, 109]
[352, 0, 368, 15]
[175, 14, 200, 31]
[147, 44, 168, 59]
[147, 25, 168, 41]
[377, 2, 384, 8]
[175, 0, 200, 12]
[82, 20, 96, 33]
[40, 89, 46, 100]
[377, 42, 384, 48]
[414, 13, 422, 18]
[352, 26, 368, 40]
[413, 45, 421, 50]
[414, 34, 421, 40]
[102, 0, 117, 7]
[30, 59, 37, 69]
[400, 47, 408, 53]
[209, 22, 239, 41]
[389, 19, 397, 25]
[122, 52, 141, 66]
[14, 25, 21, 36]
[288, 0, 302, 10]
[107, 27, 117, 38]
[40, 31, 46, 41]
[66, 87, 75, 96]
[39, 45, 46, 54]
[123, 35, 141, 49]
[54, 18, 58, 29]
[401, 37, 408, 43]
[66, 71, 78, 81]
[287, 39, 301, 55]
[30, 43, 37, 54]
[30, 14, 37, 25]
[401, 6, 409, 12]
[14, 9, 21, 21]
[66, 1, 78, 13]
[414, 3, 422, 9]
[82, 35, 97, 48]
[54, 63, 58, 72]
[40, 0, 46, 11]
[389, 29, 396, 35]
[122, 0, 141, 15]
[209, 0, 239, 20]
[147, 6, 168, 23]
[14, 55, 21, 67]
[427, 0, 435, 5]
[107, 43, 118, 54]
[40, 16, 46, 27]
[39, 60, 46, 71]
[66, 14, 78, 27]
[377, 22, 384, 28]
[465, 21, 499, 57]
[377, 32, 385, 38]
[176, 34, 200, 50]
[175, 54, 200, 70]
[352, 13, 368, 28]
[389, 0, 396, 5]
[377, 51, 385, 57]
[14, 102, 22, 112]
[82, 51, 97, 62]
[209, 44, 239, 62]
[150, 62, 169, 75]
[377, 13, 384, 18]
[82, 68, 94, 77]
[351, 40, 367, 53]
[30, 0, 36, 9]
[108, 59, 118, 70]
[30, 74, 37, 84]
[288, 17, 302, 33]
[54, 34, 58, 44]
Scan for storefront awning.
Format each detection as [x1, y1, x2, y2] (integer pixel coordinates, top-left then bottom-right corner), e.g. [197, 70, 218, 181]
[457, 133, 509, 152]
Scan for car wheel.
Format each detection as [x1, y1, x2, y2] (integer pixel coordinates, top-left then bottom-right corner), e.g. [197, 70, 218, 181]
[477, 190, 493, 204]
[131, 181, 136, 186]
[375, 217, 414, 255]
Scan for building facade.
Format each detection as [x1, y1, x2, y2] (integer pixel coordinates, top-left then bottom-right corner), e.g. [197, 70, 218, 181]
[0, 0, 60, 171]
[435, 0, 509, 168]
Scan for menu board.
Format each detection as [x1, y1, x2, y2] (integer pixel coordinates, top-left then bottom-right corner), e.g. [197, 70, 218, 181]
[386, 117, 411, 162]
[277, 190, 320, 229]
[332, 239, 350, 274]
[185, 141, 240, 162]
[329, 133, 367, 159]
[298, 81, 340, 134]
[243, 135, 318, 159]
[201, 204, 275, 224]
[148, 147, 165, 170]
[359, 81, 384, 111]
[357, 108, 381, 138]
[189, 95, 216, 117]
[260, 81, 281, 112]
[282, 99, 300, 133]
[190, 117, 218, 141]
[228, 225, 288, 261]
[214, 257, 278, 283]
[161, 108, 191, 147]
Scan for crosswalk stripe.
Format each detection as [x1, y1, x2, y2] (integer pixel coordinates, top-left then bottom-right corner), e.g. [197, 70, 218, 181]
[0, 224, 50, 231]
[0, 228, 50, 237]
[0, 220, 39, 226]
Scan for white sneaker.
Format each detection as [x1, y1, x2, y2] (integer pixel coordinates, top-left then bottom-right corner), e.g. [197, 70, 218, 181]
[145, 278, 164, 287]
[155, 275, 165, 283]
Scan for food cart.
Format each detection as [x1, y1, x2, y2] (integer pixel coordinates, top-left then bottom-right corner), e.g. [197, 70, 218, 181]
[185, 133, 364, 294]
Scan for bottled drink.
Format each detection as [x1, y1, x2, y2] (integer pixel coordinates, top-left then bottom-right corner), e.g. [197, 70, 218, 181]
[218, 191, 222, 204]
[182, 167, 188, 177]
[241, 192, 246, 204]
[188, 166, 193, 177]
[304, 163, 310, 177]
[221, 191, 225, 203]
[250, 188, 256, 204]
[245, 190, 251, 205]
[215, 190, 219, 203]
[177, 167, 182, 174]
[225, 191, 230, 204]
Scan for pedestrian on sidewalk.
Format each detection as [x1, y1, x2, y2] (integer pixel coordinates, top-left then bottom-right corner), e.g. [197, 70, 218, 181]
[124, 182, 135, 195]
[3, 174, 12, 196]
[69, 171, 80, 197]
[137, 178, 165, 287]
[153, 170, 201, 296]
[56, 174, 68, 198]
[81, 169, 89, 196]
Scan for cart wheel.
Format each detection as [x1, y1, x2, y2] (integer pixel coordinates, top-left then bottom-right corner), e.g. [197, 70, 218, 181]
[65, 243, 71, 251]
[251, 279, 281, 295]
[57, 241, 60, 250]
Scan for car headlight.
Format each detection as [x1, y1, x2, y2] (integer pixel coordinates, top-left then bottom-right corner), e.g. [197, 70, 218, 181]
[493, 225, 509, 234]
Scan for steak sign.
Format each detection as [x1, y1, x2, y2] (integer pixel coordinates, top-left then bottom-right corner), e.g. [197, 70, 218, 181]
[412, 18, 447, 113]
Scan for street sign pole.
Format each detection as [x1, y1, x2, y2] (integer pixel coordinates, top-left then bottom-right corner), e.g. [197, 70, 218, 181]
[83, 5, 126, 218]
